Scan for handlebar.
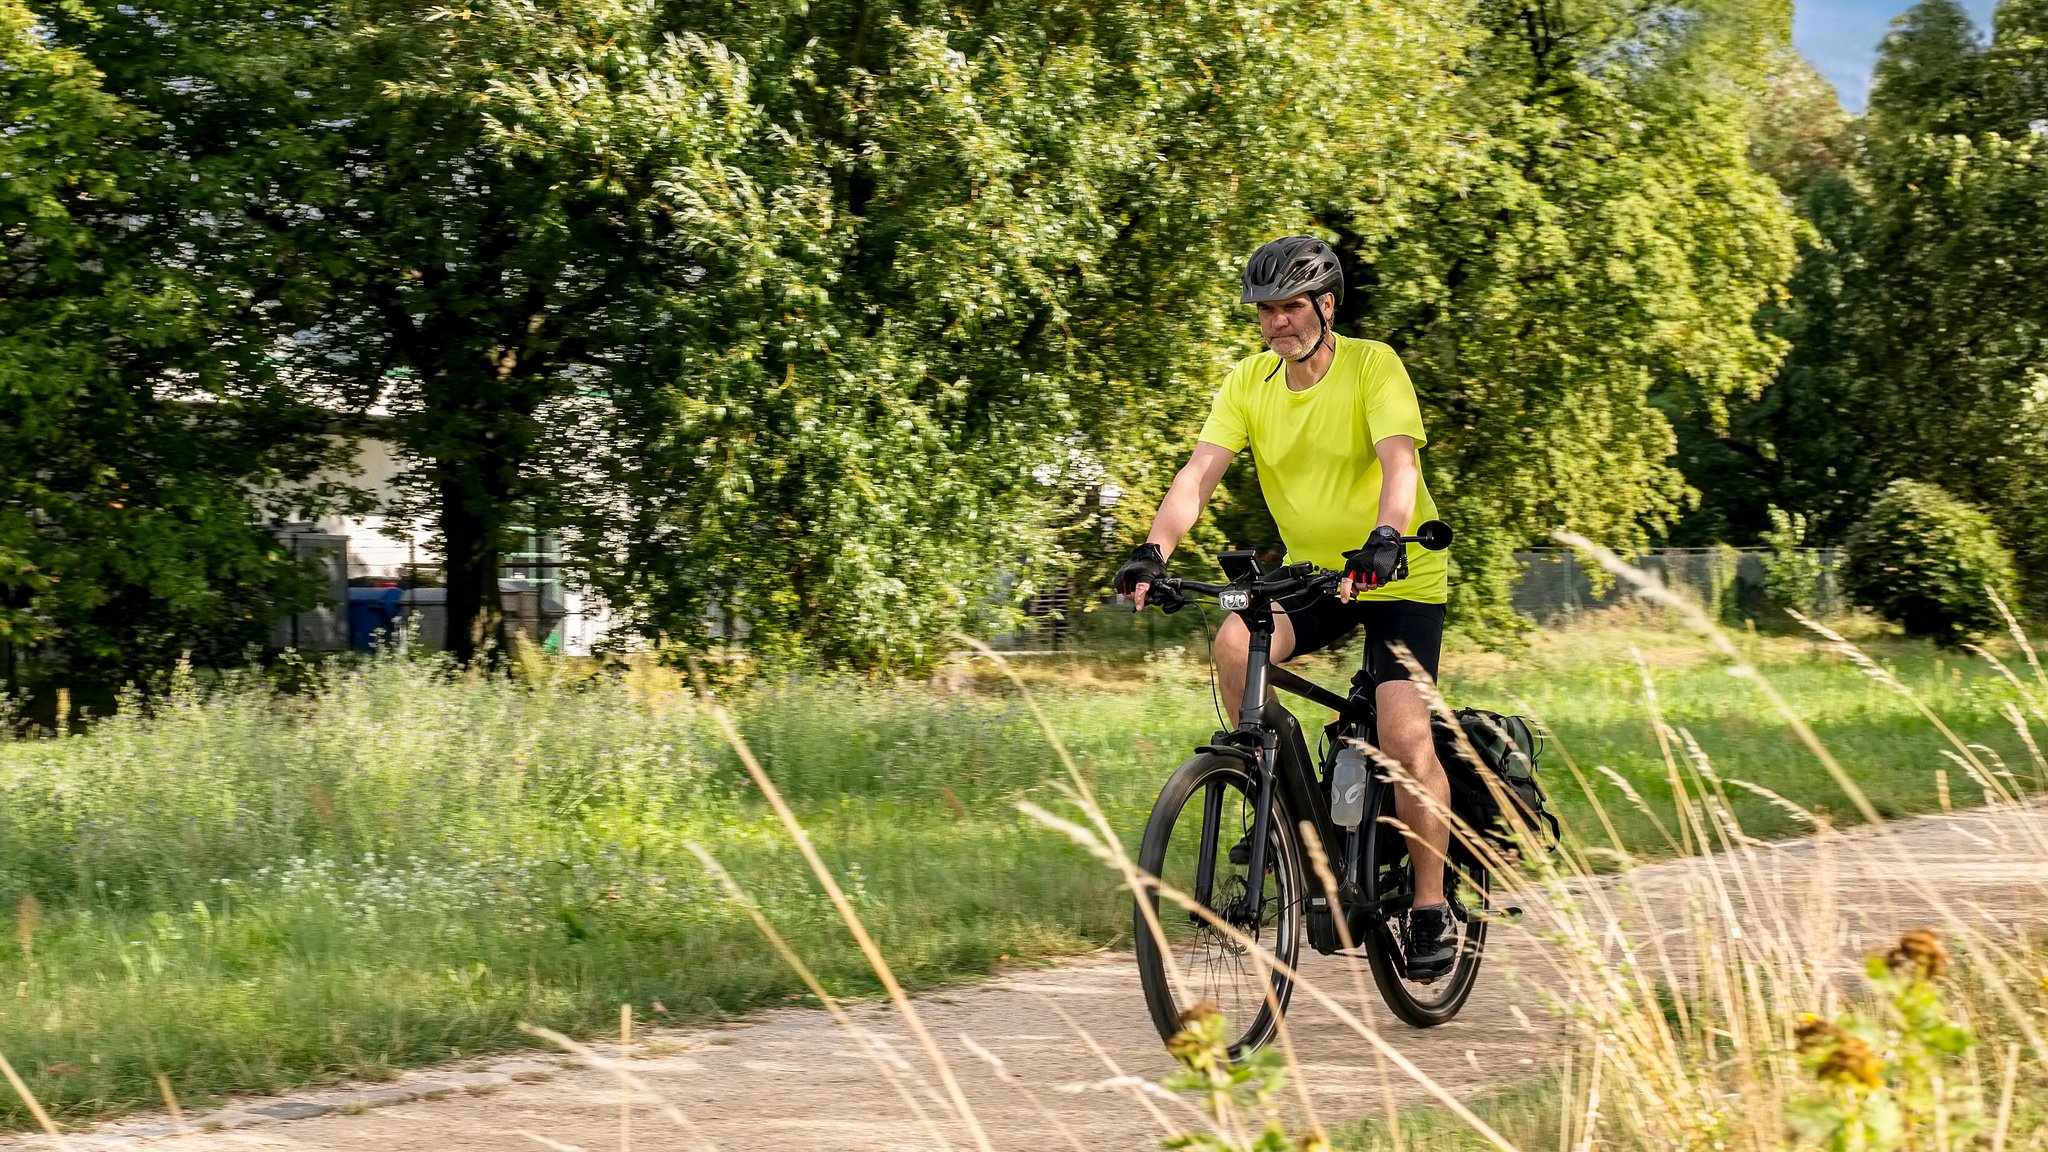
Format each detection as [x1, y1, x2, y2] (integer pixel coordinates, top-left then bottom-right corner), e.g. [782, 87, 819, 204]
[1141, 520, 1455, 613]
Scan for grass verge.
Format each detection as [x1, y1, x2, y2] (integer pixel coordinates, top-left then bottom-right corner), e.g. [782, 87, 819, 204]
[0, 610, 2039, 1130]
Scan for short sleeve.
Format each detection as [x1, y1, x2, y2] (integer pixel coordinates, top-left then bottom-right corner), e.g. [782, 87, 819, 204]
[1362, 345, 1427, 449]
[1195, 363, 1250, 453]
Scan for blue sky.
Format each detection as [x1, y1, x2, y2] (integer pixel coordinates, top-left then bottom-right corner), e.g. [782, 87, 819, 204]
[1797, 0, 2000, 110]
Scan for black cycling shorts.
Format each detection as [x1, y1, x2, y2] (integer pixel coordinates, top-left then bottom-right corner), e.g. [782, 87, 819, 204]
[1281, 595, 1447, 686]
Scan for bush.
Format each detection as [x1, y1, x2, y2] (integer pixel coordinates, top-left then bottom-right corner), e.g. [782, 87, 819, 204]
[1841, 481, 2018, 644]
[1760, 506, 1823, 616]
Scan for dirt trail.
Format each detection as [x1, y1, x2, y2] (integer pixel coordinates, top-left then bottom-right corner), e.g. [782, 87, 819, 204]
[15, 803, 2046, 1152]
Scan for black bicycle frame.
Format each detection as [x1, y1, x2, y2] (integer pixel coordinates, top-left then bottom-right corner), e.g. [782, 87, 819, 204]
[1209, 592, 1376, 927]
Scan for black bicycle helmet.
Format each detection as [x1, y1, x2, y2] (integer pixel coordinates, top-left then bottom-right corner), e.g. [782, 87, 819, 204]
[1241, 235, 1344, 308]
[1243, 236, 1343, 372]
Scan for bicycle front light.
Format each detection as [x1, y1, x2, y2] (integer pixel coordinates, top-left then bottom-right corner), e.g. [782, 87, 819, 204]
[1219, 588, 1252, 611]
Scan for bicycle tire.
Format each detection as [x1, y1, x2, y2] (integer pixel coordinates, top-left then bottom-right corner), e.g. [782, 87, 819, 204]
[1134, 752, 1304, 1056]
[1358, 779, 1489, 1028]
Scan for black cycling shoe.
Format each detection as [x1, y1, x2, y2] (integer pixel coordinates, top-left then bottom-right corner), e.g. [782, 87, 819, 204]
[1403, 902, 1459, 981]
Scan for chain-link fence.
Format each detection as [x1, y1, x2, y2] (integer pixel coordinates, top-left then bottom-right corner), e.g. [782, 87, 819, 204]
[994, 546, 1846, 651]
[1512, 547, 1843, 624]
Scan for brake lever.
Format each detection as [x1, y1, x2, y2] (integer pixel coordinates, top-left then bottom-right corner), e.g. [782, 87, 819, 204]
[1151, 583, 1188, 615]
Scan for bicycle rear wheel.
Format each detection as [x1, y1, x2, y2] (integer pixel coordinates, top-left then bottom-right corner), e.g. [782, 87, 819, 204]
[1359, 782, 1489, 1027]
[1134, 753, 1303, 1056]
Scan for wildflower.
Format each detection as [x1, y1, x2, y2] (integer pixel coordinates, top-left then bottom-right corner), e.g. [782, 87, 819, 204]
[1819, 1036, 1884, 1089]
[1794, 1014, 1847, 1053]
[1885, 928, 1950, 980]
[1165, 1001, 1226, 1075]
[1796, 1013, 1886, 1090]
[1175, 1000, 1219, 1030]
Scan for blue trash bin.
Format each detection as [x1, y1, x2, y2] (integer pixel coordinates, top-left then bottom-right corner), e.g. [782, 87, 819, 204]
[347, 585, 405, 650]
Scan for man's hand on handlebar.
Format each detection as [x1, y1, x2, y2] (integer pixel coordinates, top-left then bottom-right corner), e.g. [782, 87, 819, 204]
[1339, 525, 1406, 603]
[1114, 542, 1169, 612]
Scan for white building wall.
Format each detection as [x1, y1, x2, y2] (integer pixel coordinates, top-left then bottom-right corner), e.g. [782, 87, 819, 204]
[306, 439, 617, 655]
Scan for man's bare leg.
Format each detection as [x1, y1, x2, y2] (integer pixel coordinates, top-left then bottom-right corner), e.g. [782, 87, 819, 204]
[1375, 680, 1450, 906]
[1211, 608, 1297, 719]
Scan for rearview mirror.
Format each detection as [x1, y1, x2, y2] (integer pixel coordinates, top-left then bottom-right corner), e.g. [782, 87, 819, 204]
[1414, 520, 1454, 551]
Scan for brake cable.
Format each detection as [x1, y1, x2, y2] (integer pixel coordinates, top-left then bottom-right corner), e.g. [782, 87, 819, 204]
[1198, 601, 1228, 733]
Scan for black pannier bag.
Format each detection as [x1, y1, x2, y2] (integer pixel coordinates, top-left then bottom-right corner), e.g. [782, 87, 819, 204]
[1430, 708, 1562, 852]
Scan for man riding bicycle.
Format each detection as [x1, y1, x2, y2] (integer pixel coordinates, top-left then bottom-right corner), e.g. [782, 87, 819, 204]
[1113, 235, 1460, 979]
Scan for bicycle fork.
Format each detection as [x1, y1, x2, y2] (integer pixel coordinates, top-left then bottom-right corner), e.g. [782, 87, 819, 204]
[1196, 624, 1282, 928]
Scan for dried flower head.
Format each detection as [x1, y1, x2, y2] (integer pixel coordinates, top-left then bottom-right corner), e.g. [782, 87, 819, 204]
[1794, 1014, 1848, 1053]
[1175, 1000, 1219, 1030]
[1886, 928, 1950, 980]
[1817, 1035, 1885, 1089]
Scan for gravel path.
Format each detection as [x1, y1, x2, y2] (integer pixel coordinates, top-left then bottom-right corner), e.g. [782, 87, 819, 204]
[13, 802, 2045, 1151]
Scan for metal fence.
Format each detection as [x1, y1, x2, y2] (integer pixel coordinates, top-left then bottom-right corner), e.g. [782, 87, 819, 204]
[1511, 547, 1843, 623]
[994, 546, 1847, 651]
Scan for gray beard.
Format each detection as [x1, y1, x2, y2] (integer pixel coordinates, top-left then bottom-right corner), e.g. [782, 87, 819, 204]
[1270, 329, 1318, 361]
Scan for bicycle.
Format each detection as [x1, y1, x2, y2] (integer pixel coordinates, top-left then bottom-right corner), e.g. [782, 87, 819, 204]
[1131, 521, 1490, 1054]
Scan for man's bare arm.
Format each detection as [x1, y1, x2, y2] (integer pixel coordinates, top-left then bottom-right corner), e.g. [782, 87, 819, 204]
[1130, 442, 1235, 610]
[1373, 435, 1419, 535]
[1339, 434, 1420, 603]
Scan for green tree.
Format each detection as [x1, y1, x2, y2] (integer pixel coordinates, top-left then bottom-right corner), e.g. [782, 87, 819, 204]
[1869, 0, 1988, 135]
[1667, 52, 1862, 547]
[543, 0, 1469, 665]
[1338, 0, 1801, 624]
[2, 0, 355, 703]
[1768, 0, 2048, 612]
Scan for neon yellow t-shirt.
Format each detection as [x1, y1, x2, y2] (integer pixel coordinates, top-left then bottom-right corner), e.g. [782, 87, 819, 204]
[1195, 335, 1446, 604]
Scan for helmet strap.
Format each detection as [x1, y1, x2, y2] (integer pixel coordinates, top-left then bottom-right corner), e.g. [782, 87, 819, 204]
[1293, 306, 1329, 362]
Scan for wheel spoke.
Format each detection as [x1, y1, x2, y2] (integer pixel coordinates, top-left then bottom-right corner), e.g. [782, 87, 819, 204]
[1136, 760, 1299, 1053]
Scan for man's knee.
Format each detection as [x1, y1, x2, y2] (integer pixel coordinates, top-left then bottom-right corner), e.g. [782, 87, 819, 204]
[1387, 729, 1445, 790]
[1213, 619, 1248, 669]
[1376, 683, 1443, 785]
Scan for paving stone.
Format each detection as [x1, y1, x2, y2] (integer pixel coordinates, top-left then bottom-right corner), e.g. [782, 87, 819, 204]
[189, 1110, 275, 1131]
[246, 1100, 334, 1121]
[330, 1083, 439, 1109]
[437, 1071, 514, 1091]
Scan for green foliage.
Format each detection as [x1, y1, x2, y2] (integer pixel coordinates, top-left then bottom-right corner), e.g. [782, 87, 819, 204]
[17, 0, 1810, 671]
[1841, 481, 2017, 645]
[0, 0, 358, 698]
[1340, 0, 1801, 628]
[1787, 931, 1985, 1151]
[1162, 1006, 1309, 1152]
[1760, 507, 1824, 616]
[569, 0, 1473, 667]
[1688, 0, 2048, 615]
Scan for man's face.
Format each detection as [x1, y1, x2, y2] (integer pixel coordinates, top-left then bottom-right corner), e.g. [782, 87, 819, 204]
[1256, 293, 1330, 359]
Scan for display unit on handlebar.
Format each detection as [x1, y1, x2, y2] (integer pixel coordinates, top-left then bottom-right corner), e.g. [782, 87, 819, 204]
[1131, 520, 1490, 1055]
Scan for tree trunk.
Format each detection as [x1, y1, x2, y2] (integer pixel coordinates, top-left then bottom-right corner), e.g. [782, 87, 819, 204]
[438, 464, 509, 667]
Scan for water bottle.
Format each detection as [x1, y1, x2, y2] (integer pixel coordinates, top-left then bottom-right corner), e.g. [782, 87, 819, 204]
[1329, 744, 1368, 828]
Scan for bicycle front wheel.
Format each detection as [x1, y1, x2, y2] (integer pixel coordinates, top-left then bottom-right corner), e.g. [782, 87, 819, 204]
[1133, 752, 1303, 1056]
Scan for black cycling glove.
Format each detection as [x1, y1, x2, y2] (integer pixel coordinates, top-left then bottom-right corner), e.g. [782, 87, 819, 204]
[1113, 542, 1168, 596]
[1342, 525, 1407, 589]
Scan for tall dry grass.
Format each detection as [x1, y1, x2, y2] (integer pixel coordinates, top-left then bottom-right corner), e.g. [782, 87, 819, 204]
[669, 541, 2045, 1151]
[4, 544, 2042, 1150]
